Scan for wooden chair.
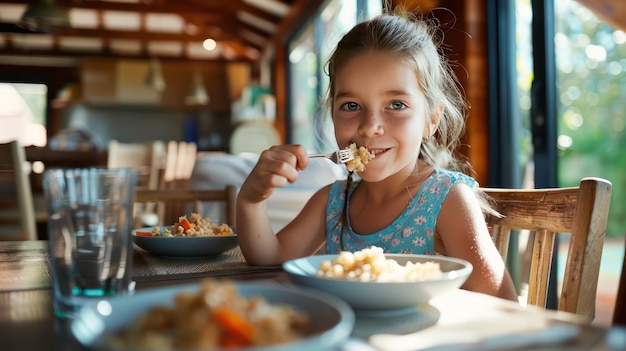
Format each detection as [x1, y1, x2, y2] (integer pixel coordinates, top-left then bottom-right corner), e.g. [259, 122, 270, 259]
[158, 141, 198, 222]
[614, 238, 626, 326]
[0, 140, 37, 241]
[135, 185, 237, 227]
[483, 177, 612, 321]
[160, 141, 197, 189]
[108, 140, 166, 226]
[107, 140, 166, 191]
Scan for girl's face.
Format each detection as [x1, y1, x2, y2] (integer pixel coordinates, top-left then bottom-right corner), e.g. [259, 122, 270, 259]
[332, 51, 438, 182]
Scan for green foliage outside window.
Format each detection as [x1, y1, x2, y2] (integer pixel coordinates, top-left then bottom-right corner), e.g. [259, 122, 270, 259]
[556, 2, 626, 236]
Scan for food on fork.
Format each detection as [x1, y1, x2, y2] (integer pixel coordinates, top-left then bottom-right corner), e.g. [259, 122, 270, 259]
[345, 143, 374, 172]
[317, 246, 442, 282]
[139, 213, 233, 237]
[109, 279, 309, 349]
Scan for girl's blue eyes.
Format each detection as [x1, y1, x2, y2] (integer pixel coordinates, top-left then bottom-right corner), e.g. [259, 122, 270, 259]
[342, 102, 360, 111]
[339, 101, 407, 111]
[389, 101, 406, 110]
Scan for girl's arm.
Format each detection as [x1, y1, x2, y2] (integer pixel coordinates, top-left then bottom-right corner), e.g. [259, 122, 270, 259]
[435, 183, 519, 301]
[236, 144, 329, 265]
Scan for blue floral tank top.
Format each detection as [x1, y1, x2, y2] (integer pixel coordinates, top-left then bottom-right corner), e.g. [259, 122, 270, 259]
[325, 168, 477, 254]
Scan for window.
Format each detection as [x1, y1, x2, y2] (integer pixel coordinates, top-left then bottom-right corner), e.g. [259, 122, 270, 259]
[509, 0, 624, 235]
[501, 0, 624, 321]
[554, 0, 625, 236]
[0, 83, 47, 147]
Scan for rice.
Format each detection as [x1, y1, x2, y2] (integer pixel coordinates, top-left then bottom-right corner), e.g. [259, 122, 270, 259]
[316, 246, 443, 282]
[150, 213, 233, 237]
[345, 143, 374, 172]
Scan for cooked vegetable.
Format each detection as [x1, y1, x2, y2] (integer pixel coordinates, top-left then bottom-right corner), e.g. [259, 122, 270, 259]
[179, 218, 193, 231]
[135, 231, 152, 237]
[213, 308, 255, 346]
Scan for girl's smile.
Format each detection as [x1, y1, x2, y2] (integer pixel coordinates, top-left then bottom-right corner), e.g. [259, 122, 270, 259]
[363, 147, 389, 163]
[367, 147, 388, 156]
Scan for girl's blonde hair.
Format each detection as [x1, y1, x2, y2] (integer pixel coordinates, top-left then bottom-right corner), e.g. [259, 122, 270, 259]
[325, 8, 471, 174]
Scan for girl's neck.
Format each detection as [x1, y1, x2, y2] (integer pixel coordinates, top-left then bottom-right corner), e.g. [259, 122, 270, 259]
[356, 161, 433, 204]
[404, 164, 435, 203]
[348, 161, 434, 235]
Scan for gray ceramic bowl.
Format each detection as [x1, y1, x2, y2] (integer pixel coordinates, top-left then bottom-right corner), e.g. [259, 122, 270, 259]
[283, 254, 473, 314]
[132, 227, 238, 257]
[71, 281, 355, 351]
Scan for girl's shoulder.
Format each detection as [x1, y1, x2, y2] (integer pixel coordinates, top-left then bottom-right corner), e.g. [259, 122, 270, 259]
[428, 168, 478, 189]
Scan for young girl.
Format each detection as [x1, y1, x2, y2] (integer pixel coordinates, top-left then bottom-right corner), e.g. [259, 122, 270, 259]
[236, 10, 518, 301]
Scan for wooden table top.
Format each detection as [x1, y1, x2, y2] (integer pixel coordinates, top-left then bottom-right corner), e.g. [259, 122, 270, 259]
[0, 240, 620, 351]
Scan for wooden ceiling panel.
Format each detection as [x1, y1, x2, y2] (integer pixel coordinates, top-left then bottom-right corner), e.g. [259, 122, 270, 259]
[0, 0, 320, 63]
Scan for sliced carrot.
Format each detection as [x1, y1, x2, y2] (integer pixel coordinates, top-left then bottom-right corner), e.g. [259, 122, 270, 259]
[219, 335, 249, 348]
[179, 218, 193, 231]
[135, 231, 153, 237]
[212, 308, 254, 346]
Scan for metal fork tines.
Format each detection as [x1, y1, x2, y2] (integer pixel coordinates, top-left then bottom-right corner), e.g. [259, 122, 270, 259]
[309, 149, 355, 164]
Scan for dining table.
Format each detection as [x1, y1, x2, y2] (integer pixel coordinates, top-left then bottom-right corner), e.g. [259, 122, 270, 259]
[0, 240, 623, 351]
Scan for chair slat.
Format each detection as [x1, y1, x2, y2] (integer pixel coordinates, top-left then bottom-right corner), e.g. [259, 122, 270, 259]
[527, 228, 555, 308]
[157, 141, 198, 223]
[560, 178, 611, 317]
[0, 141, 37, 241]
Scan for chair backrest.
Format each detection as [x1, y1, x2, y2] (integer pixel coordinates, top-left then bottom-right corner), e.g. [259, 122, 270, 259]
[161, 140, 179, 187]
[156, 141, 198, 223]
[134, 186, 237, 227]
[0, 140, 37, 240]
[614, 238, 626, 326]
[108, 140, 167, 226]
[161, 141, 197, 189]
[483, 177, 612, 321]
[177, 141, 197, 185]
[107, 140, 166, 191]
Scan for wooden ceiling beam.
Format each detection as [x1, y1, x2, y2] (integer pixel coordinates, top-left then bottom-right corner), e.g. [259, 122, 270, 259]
[2, 24, 240, 42]
[2, 0, 283, 24]
[220, 2, 282, 24]
[269, 0, 325, 45]
[61, 0, 228, 17]
[0, 46, 252, 62]
[240, 22, 274, 37]
[1, 0, 204, 14]
[0, 0, 301, 64]
[577, 0, 626, 32]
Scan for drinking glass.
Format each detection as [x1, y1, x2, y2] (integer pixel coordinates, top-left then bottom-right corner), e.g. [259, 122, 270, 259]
[44, 168, 137, 318]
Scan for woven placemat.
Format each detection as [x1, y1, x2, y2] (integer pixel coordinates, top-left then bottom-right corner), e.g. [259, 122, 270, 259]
[132, 245, 281, 281]
[0, 241, 280, 290]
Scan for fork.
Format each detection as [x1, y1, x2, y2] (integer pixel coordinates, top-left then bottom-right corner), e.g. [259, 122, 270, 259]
[309, 149, 355, 164]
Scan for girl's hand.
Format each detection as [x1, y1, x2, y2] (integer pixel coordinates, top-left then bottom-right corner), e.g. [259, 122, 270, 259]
[238, 144, 309, 204]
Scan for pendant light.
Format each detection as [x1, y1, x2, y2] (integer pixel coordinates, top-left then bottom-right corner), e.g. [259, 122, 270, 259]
[185, 71, 209, 105]
[145, 58, 166, 92]
[18, 0, 70, 33]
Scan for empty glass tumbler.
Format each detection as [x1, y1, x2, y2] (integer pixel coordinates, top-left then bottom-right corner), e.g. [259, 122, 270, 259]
[44, 168, 137, 318]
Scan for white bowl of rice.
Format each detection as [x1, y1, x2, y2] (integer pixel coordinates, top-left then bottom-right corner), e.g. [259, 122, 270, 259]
[283, 247, 472, 314]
